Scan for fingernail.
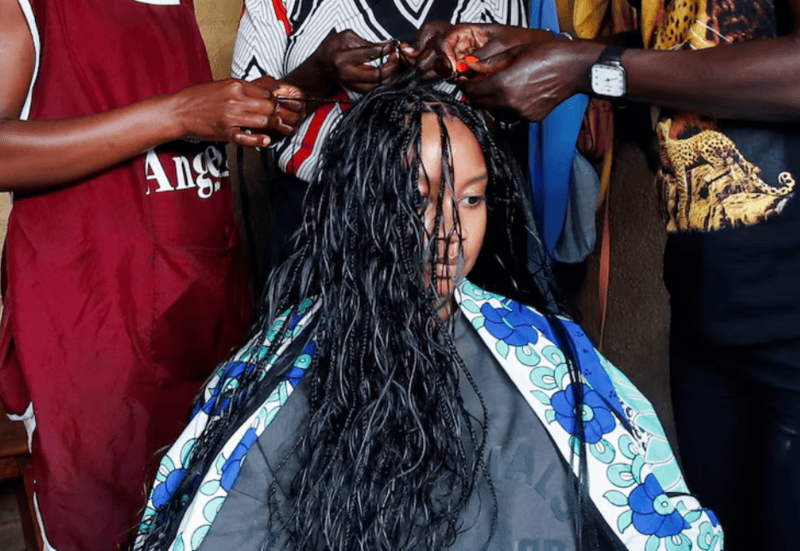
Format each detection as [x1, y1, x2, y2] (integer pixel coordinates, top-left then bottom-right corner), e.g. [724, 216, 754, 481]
[262, 136, 271, 147]
[456, 61, 468, 73]
[465, 55, 479, 63]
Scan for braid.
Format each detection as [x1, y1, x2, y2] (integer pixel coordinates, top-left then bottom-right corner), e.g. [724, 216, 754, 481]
[139, 76, 595, 551]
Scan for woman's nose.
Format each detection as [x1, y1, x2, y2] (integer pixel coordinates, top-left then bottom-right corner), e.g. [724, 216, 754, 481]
[437, 215, 467, 259]
[440, 222, 467, 243]
[439, 203, 467, 238]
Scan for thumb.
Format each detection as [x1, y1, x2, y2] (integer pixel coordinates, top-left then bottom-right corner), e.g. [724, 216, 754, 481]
[274, 82, 304, 99]
[273, 83, 305, 113]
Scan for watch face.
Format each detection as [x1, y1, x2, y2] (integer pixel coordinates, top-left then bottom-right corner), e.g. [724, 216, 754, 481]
[591, 64, 626, 98]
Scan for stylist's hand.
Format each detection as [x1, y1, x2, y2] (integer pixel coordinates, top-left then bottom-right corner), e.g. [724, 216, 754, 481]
[416, 23, 542, 79]
[315, 30, 401, 93]
[415, 21, 455, 79]
[171, 76, 305, 147]
[459, 36, 600, 121]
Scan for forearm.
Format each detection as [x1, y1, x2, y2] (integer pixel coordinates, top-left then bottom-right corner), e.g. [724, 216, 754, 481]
[0, 94, 181, 192]
[574, 35, 800, 122]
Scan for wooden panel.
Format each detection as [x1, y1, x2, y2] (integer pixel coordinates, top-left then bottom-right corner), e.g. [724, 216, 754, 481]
[0, 404, 27, 460]
[0, 456, 22, 480]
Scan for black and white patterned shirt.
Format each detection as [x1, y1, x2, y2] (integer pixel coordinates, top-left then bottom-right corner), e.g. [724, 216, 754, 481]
[231, 0, 527, 182]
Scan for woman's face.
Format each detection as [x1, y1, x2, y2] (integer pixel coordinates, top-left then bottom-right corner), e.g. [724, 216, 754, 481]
[418, 113, 488, 309]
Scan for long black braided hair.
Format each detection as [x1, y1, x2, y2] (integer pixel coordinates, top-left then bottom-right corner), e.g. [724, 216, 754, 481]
[138, 77, 596, 551]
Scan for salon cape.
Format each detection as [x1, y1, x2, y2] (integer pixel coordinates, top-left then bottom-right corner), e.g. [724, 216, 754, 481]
[136, 281, 723, 551]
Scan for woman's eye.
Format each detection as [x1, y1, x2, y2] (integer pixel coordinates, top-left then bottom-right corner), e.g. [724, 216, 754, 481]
[462, 196, 485, 207]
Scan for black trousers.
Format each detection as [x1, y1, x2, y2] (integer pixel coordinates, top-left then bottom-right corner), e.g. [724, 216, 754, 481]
[671, 335, 800, 551]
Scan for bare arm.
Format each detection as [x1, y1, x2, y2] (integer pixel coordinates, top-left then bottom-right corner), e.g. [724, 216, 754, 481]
[426, 0, 800, 122]
[621, 33, 800, 120]
[0, 0, 303, 192]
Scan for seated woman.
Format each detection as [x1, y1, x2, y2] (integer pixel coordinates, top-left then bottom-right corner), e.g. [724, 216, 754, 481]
[134, 81, 723, 551]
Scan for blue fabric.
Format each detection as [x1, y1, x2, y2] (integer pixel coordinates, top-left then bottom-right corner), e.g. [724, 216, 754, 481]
[528, 0, 589, 254]
[559, 319, 626, 420]
[481, 294, 625, 419]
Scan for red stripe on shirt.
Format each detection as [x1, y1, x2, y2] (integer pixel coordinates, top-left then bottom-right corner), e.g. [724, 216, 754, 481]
[272, 0, 292, 35]
[287, 91, 350, 174]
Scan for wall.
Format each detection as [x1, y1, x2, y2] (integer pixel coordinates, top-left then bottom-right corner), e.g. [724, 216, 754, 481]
[573, 126, 678, 449]
[195, 0, 242, 80]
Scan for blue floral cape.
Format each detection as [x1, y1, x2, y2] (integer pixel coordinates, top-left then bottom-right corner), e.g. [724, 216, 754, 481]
[136, 281, 723, 551]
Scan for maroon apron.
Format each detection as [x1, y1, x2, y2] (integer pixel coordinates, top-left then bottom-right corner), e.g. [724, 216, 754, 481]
[0, 1, 251, 549]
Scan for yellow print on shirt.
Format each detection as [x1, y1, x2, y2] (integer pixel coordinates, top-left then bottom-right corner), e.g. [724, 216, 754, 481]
[657, 118, 795, 232]
[649, 0, 777, 50]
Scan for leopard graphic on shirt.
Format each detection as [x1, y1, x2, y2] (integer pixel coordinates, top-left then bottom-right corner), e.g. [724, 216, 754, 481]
[657, 117, 795, 231]
[650, 0, 796, 233]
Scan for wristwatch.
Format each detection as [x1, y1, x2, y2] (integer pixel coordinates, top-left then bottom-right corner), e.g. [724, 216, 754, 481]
[590, 45, 627, 98]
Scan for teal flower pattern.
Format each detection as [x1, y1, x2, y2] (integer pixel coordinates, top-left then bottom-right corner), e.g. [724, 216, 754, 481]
[629, 474, 690, 537]
[481, 301, 541, 346]
[551, 383, 617, 444]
